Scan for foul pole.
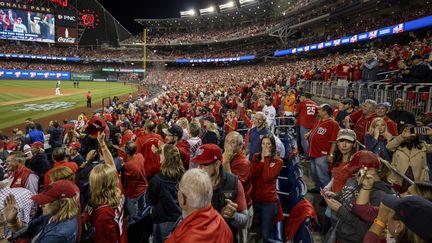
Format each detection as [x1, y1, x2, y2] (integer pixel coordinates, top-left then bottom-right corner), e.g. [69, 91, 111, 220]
[143, 29, 147, 72]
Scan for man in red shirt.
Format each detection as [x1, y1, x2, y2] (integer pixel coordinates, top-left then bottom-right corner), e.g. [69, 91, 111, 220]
[294, 92, 317, 158]
[135, 120, 163, 181]
[122, 141, 148, 226]
[165, 169, 233, 243]
[345, 99, 377, 144]
[192, 144, 248, 241]
[44, 147, 78, 187]
[350, 56, 362, 82]
[336, 59, 351, 87]
[163, 124, 190, 170]
[223, 131, 253, 242]
[306, 104, 339, 192]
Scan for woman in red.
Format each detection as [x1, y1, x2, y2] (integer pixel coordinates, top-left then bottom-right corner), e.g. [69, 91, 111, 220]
[251, 134, 283, 242]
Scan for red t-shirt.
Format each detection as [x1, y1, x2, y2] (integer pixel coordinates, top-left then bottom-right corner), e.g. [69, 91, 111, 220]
[324, 69, 331, 81]
[351, 64, 362, 81]
[348, 111, 377, 144]
[135, 133, 163, 177]
[295, 99, 317, 129]
[251, 155, 283, 203]
[337, 64, 351, 79]
[308, 118, 340, 158]
[122, 153, 148, 198]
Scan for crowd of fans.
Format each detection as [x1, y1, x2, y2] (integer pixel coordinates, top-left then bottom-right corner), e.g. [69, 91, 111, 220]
[1, 36, 432, 242]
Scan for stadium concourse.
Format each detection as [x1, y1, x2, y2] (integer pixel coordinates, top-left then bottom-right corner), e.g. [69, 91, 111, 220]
[2, 0, 432, 242]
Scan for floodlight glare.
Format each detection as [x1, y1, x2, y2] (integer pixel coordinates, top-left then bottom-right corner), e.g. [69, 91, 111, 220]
[180, 9, 196, 17]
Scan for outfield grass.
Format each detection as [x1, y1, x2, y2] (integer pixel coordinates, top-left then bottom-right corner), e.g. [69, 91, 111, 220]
[0, 80, 137, 129]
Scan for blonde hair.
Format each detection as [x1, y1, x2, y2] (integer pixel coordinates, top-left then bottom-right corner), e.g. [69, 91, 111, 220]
[205, 121, 220, 138]
[160, 144, 184, 179]
[89, 163, 121, 208]
[52, 198, 79, 223]
[177, 118, 189, 130]
[368, 117, 387, 135]
[49, 166, 76, 183]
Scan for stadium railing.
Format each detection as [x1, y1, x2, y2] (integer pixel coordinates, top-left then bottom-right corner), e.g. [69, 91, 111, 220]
[299, 77, 432, 117]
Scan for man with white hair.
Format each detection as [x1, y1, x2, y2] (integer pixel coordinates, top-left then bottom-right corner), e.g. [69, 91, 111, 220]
[166, 169, 233, 243]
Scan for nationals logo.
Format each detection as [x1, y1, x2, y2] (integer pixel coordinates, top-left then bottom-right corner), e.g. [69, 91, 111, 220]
[79, 9, 100, 29]
[317, 127, 327, 135]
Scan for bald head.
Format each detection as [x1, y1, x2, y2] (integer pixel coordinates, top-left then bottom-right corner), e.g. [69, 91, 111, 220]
[179, 169, 213, 210]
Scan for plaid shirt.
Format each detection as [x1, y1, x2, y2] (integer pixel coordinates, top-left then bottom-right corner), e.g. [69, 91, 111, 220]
[0, 187, 35, 224]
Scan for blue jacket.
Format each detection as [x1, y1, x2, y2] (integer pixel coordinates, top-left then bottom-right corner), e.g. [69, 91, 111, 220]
[28, 129, 45, 144]
[17, 215, 77, 243]
[248, 127, 270, 160]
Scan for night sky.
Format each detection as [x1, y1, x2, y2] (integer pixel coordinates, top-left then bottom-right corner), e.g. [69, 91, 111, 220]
[100, 0, 227, 34]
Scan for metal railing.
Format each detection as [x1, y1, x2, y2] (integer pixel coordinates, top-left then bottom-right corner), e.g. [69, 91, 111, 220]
[299, 79, 432, 117]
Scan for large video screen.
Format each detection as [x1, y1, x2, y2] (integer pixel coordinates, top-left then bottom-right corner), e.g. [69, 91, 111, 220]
[0, 8, 55, 43]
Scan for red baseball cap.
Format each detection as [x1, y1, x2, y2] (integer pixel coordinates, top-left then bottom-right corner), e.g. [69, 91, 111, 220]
[31, 141, 44, 150]
[31, 180, 76, 205]
[348, 150, 381, 173]
[191, 144, 222, 165]
[6, 141, 17, 151]
[69, 142, 81, 150]
[84, 117, 107, 137]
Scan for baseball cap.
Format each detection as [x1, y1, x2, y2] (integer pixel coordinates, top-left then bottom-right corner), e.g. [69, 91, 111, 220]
[31, 141, 44, 150]
[84, 117, 107, 137]
[23, 144, 32, 155]
[191, 144, 222, 165]
[377, 102, 391, 109]
[337, 129, 356, 142]
[163, 124, 183, 139]
[6, 141, 17, 152]
[381, 195, 432, 242]
[69, 142, 81, 151]
[348, 150, 381, 173]
[31, 180, 76, 205]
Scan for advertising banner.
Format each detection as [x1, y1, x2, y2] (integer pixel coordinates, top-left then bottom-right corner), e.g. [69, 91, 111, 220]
[71, 72, 93, 81]
[0, 69, 70, 80]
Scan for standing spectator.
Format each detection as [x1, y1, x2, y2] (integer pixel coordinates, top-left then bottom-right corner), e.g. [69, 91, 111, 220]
[165, 169, 233, 243]
[294, 92, 317, 159]
[306, 104, 339, 192]
[27, 124, 44, 144]
[251, 134, 283, 242]
[335, 98, 355, 128]
[247, 112, 270, 160]
[224, 111, 238, 135]
[3, 180, 79, 242]
[187, 121, 203, 164]
[361, 53, 379, 82]
[345, 99, 377, 145]
[46, 120, 64, 149]
[386, 125, 431, 193]
[223, 131, 253, 243]
[6, 151, 39, 195]
[122, 141, 148, 226]
[44, 147, 78, 187]
[283, 89, 296, 116]
[26, 141, 51, 190]
[86, 132, 127, 243]
[192, 144, 248, 239]
[365, 118, 393, 162]
[147, 144, 184, 243]
[262, 96, 276, 132]
[86, 91, 92, 108]
[376, 103, 398, 136]
[387, 98, 416, 132]
[403, 55, 432, 83]
[163, 124, 191, 170]
[135, 120, 164, 180]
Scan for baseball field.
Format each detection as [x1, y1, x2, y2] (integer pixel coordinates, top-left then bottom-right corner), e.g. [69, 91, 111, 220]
[0, 80, 137, 130]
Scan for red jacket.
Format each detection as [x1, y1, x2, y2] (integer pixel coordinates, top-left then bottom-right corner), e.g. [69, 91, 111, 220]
[135, 132, 163, 177]
[285, 199, 318, 241]
[91, 201, 128, 243]
[251, 154, 283, 203]
[11, 166, 35, 189]
[165, 205, 233, 243]
[230, 152, 253, 208]
[122, 153, 148, 198]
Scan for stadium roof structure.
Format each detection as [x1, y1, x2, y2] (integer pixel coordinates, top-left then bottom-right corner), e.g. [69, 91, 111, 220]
[135, 0, 301, 29]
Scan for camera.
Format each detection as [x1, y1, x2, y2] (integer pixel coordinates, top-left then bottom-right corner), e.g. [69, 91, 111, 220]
[410, 127, 428, 135]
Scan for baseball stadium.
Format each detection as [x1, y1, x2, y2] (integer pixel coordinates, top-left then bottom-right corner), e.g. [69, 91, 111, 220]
[0, 0, 432, 242]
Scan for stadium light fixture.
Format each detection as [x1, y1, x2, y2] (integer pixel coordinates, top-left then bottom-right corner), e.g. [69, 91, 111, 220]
[180, 9, 196, 18]
[200, 6, 216, 15]
[219, 1, 236, 12]
[239, 0, 256, 7]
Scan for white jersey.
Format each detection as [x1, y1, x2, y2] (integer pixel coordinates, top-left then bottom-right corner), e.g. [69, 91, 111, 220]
[13, 23, 27, 33]
[262, 105, 276, 129]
